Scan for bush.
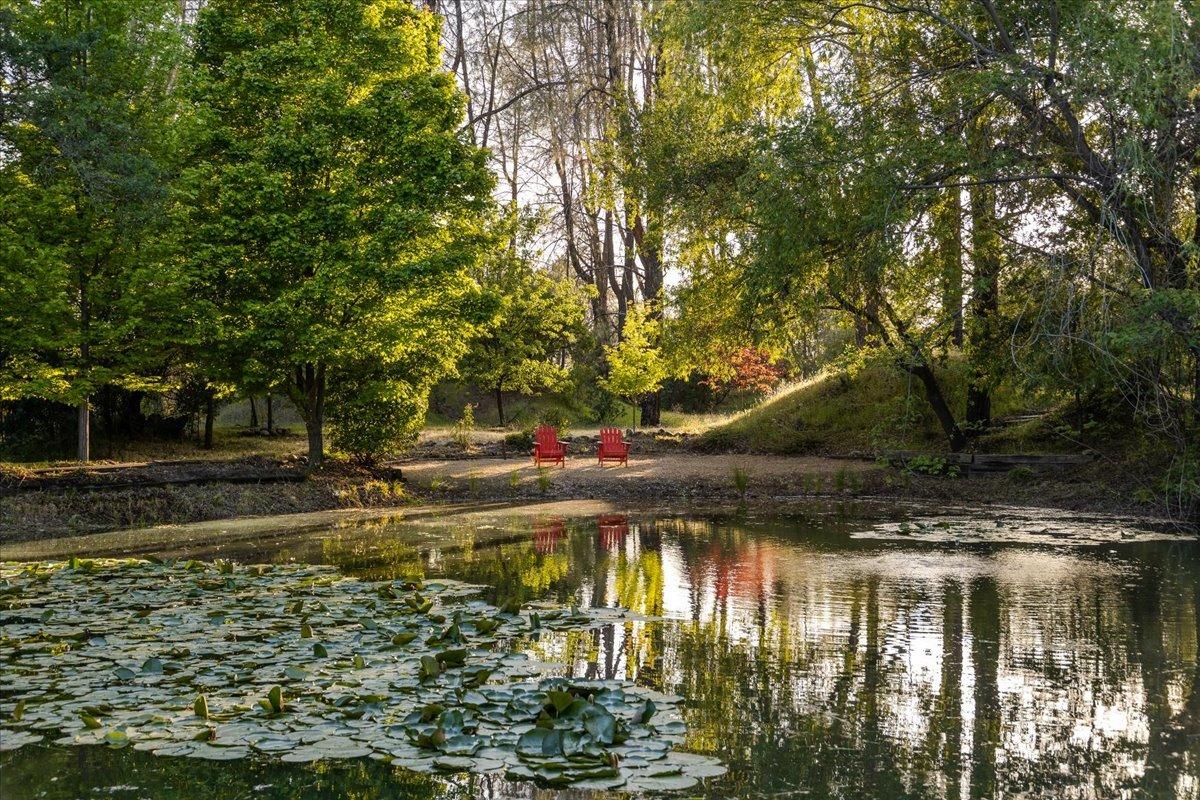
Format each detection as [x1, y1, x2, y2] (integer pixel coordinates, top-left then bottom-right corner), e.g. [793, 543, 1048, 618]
[452, 404, 476, 450]
[504, 430, 534, 450]
[902, 454, 960, 478]
[330, 380, 427, 463]
[1007, 465, 1036, 484]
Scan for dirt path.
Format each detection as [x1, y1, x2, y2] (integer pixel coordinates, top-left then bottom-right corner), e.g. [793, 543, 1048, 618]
[0, 451, 1173, 543]
[399, 453, 876, 498]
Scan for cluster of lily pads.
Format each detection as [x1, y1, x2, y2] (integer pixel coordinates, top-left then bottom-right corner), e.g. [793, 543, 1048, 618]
[0, 557, 725, 792]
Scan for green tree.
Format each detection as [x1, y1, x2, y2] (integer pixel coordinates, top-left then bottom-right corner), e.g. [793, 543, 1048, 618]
[182, 0, 494, 466]
[460, 257, 586, 427]
[650, 0, 1200, 467]
[600, 305, 667, 427]
[0, 0, 187, 461]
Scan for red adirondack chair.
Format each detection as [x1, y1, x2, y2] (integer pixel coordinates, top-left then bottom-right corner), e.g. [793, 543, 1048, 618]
[596, 427, 630, 466]
[532, 425, 567, 467]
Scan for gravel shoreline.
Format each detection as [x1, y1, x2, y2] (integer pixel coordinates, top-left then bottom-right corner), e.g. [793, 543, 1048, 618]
[1, 449, 1186, 543]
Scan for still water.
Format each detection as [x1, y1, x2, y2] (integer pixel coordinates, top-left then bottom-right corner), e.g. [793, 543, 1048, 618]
[2, 504, 1198, 799]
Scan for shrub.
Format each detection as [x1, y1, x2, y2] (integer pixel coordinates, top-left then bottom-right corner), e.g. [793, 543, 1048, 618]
[731, 466, 750, 499]
[331, 381, 427, 464]
[505, 430, 534, 451]
[1007, 465, 1036, 484]
[452, 404, 476, 451]
[902, 454, 961, 478]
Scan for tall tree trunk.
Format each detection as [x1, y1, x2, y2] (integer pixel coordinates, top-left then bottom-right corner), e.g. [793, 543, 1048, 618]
[601, 208, 616, 340]
[937, 187, 965, 347]
[634, 216, 665, 426]
[638, 393, 660, 429]
[854, 315, 869, 348]
[294, 363, 326, 468]
[203, 392, 215, 449]
[266, 393, 274, 435]
[307, 411, 323, 466]
[76, 400, 90, 462]
[77, 266, 91, 462]
[249, 395, 259, 429]
[966, 112, 999, 433]
[911, 362, 968, 452]
[495, 384, 506, 428]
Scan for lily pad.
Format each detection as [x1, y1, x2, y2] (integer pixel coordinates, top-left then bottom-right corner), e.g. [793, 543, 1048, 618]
[0, 558, 725, 793]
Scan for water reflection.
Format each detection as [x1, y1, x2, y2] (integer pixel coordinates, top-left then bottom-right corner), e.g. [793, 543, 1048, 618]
[533, 518, 566, 554]
[2, 510, 1198, 800]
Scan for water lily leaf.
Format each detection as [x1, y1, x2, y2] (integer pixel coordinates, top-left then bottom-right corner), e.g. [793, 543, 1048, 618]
[436, 648, 466, 667]
[572, 775, 627, 790]
[628, 774, 699, 792]
[191, 743, 250, 760]
[517, 727, 547, 755]
[506, 764, 537, 781]
[418, 655, 440, 682]
[414, 703, 444, 723]
[463, 668, 492, 688]
[0, 729, 42, 751]
[105, 730, 130, 748]
[583, 708, 618, 745]
[682, 761, 728, 779]
[0, 557, 719, 784]
[547, 690, 574, 715]
[433, 755, 475, 771]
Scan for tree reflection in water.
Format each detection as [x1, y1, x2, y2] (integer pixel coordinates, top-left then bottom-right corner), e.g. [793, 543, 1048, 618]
[3, 512, 1197, 800]
[483, 516, 1200, 799]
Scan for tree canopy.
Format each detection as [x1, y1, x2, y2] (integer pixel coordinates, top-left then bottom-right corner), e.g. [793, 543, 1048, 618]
[180, 0, 495, 464]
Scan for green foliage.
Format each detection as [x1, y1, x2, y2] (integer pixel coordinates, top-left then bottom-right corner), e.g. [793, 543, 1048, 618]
[731, 466, 750, 499]
[459, 242, 587, 425]
[452, 405, 476, 451]
[505, 431, 534, 451]
[700, 362, 945, 454]
[0, 0, 189, 426]
[180, 0, 494, 463]
[651, 0, 1200, 485]
[901, 456, 960, 479]
[329, 378, 428, 463]
[600, 305, 667, 427]
[1008, 466, 1036, 485]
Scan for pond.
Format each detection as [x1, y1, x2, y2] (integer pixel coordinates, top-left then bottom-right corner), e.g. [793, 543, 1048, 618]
[2, 501, 1198, 799]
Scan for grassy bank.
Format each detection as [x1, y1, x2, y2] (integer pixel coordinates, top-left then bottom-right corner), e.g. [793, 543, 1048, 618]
[694, 362, 1132, 456]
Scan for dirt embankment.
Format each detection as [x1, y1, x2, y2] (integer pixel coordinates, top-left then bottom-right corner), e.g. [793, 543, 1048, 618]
[1, 438, 1179, 543]
[0, 457, 409, 543]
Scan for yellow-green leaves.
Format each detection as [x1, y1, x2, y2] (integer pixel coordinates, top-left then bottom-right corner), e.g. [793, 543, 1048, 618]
[194, 695, 209, 720]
